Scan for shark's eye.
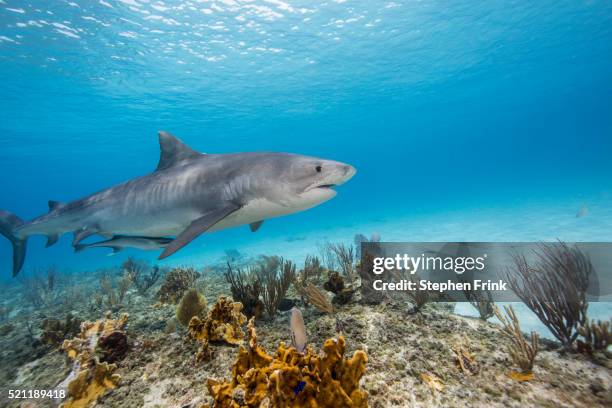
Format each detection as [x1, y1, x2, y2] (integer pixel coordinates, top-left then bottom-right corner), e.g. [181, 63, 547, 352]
[315, 165, 322, 173]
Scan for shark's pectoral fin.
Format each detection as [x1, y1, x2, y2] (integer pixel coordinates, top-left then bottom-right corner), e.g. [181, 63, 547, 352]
[249, 220, 264, 232]
[45, 234, 59, 248]
[158, 203, 240, 260]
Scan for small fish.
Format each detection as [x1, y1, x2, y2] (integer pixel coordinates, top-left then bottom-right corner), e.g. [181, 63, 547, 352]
[290, 307, 307, 353]
[293, 380, 306, 395]
[576, 205, 589, 218]
[74, 235, 172, 255]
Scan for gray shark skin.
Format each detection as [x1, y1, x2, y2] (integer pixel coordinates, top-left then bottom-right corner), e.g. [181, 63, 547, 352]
[0, 131, 356, 276]
[74, 235, 173, 254]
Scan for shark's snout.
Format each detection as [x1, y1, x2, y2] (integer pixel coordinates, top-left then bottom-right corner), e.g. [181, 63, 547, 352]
[343, 164, 357, 181]
[333, 163, 356, 186]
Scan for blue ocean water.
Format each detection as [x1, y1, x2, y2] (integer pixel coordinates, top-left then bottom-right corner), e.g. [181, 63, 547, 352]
[0, 0, 611, 295]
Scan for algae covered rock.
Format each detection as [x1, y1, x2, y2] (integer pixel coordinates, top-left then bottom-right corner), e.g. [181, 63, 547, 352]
[206, 318, 369, 407]
[177, 288, 208, 326]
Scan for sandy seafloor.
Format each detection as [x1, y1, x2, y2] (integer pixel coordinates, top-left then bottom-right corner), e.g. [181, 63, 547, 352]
[0, 193, 610, 407]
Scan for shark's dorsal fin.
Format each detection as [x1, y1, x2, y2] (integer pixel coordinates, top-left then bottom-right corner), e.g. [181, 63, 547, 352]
[156, 131, 203, 171]
[48, 200, 65, 212]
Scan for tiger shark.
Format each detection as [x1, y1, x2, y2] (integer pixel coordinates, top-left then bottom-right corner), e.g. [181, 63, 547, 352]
[0, 131, 356, 276]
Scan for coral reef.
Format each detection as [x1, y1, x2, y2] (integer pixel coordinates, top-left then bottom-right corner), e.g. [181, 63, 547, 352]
[332, 288, 356, 306]
[40, 313, 81, 347]
[60, 312, 129, 408]
[405, 273, 431, 312]
[506, 241, 590, 349]
[323, 271, 344, 294]
[224, 263, 264, 319]
[19, 266, 58, 308]
[176, 288, 207, 326]
[122, 258, 161, 296]
[254, 256, 295, 320]
[188, 296, 247, 361]
[324, 243, 358, 284]
[452, 344, 479, 375]
[577, 319, 612, 354]
[459, 271, 495, 320]
[98, 270, 133, 309]
[295, 282, 334, 314]
[1, 262, 610, 408]
[357, 250, 385, 305]
[206, 318, 369, 407]
[63, 362, 121, 408]
[302, 255, 325, 285]
[157, 267, 200, 304]
[494, 305, 539, 376]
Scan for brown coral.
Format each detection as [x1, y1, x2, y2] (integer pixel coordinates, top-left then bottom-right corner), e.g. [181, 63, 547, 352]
[323, 271, 344, 294]
[206, 318, 368, 407]
[577, 318, 612, 354]
[295, 282, 334, 314]
[493, 305, 539, 375]
[157, 266, 200, 304]
[60, 312, 128, 408]
[224, 263, 265, 319]
[188, 296, 247, 361]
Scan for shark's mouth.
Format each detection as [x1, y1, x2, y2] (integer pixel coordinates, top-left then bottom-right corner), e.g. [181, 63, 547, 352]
[316, 184, 336, 189]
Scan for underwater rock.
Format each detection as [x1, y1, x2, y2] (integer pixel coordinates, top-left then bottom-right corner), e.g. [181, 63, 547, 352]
[60, 312, 129, 408]
[40, 313, 81, 347]
[323, 271, 345, 294]
[0, 322, 14, 336]
[332, 288, 356, 306]
[176, 288, 208, 326]
[206, 317, 369, 407]
[188, 296, 247, 361]
[157, 267, 200, 304]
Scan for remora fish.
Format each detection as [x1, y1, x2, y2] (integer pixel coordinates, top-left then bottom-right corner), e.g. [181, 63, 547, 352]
[0, 131, 356, 276]
[74, 235, 173, 255]
[290, 306, 307, 353]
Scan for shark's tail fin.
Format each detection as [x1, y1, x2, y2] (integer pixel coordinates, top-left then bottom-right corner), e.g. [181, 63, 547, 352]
[0, 210, 27, 277]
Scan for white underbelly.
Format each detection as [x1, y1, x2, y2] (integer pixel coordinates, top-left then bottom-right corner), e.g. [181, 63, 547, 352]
[209, 198, 298, 232]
